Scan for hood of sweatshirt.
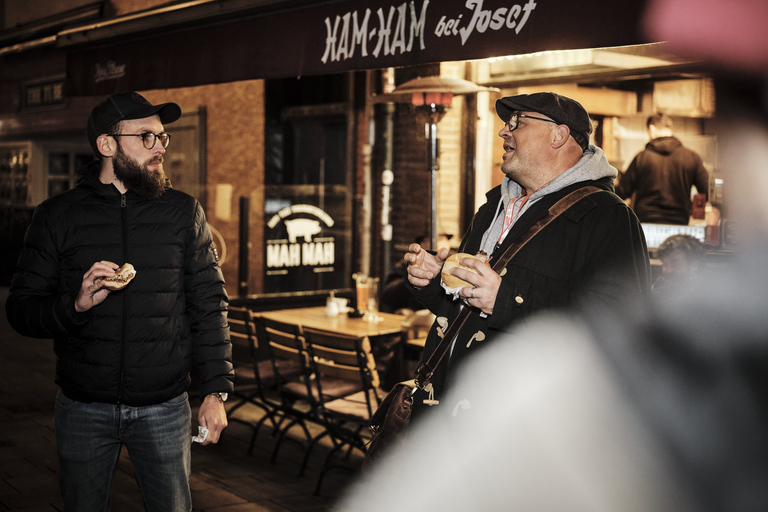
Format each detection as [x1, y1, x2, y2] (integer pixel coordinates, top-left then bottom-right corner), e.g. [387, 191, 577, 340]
[646, 136, 682, 156]
[479, 145, 618, 254]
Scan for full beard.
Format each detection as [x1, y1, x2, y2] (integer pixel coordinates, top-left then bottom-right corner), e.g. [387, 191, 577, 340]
[112, 147, 168, 200]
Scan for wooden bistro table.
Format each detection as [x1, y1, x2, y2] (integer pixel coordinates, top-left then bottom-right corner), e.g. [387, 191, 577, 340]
[253, 306, 408, 386]
[253, 306, 405, 338]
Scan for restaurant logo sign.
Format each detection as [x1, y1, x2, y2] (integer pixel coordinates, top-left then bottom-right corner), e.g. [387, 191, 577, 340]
[94, 60, 127, 83]
[266, 204, 336, 274]
[320, 0, 538, 65]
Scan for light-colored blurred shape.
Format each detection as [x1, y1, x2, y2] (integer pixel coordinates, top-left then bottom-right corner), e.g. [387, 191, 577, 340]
[339, 314, 698, 512]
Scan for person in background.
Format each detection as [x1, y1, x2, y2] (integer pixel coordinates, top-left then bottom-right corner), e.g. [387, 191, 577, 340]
[651, 234, 706, 304]
[403, 92, 651, 421]
[5, 92, 234, 512]
[616, 113, 712, 225]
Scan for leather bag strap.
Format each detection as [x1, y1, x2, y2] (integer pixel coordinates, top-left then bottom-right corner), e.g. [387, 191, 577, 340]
[414, 186, 601, 389]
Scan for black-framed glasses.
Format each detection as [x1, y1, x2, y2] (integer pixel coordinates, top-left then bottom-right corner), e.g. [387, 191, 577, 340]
[111, 132, 171, 150]
[504, 113, 558, 132]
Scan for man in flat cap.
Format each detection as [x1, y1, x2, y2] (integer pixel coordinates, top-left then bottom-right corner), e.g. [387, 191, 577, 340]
[403, 92, 651, 421]
[6, 92, 233, 511]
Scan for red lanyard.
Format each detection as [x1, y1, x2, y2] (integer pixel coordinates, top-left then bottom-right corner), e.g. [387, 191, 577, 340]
[497, 189, 532, 247]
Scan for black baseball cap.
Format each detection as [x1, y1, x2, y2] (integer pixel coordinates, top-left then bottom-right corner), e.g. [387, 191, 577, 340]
[496, 92, 592, 151]
[86, 91, 181, 150]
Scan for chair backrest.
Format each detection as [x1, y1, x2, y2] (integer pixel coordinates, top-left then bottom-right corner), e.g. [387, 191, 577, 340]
[228, 306, 255, 362]
[302, 327, 381, 417]
[228, 306, 268, 389]
[256, 316, 312, 394]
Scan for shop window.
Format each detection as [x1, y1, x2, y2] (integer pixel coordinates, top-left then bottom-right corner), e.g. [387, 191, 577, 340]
[0, 140, 93, 207]
[0, 144, 30, 207]
[45, 150, 92, 198]
[163, 108, 206, 203]
[263, 103, 353, 294]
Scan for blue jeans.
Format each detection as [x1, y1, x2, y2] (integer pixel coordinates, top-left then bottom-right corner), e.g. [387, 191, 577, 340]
[54, 390, 192, 512]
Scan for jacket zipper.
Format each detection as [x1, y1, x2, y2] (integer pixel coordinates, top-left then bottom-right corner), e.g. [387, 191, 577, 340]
[117, 193, 128, 403]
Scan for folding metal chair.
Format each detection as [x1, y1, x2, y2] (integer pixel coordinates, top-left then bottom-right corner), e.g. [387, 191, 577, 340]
[256, 316, 324, 465]
[226, 306, 284, 452]
[301, 326, 384, 495]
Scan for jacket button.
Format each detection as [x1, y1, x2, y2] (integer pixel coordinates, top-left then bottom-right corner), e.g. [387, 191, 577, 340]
[515, 295, 524, 304]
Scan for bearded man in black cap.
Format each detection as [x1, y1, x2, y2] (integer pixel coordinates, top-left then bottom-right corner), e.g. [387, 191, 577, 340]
[404, 92, 651, 420]
[6, 92, 233, 511]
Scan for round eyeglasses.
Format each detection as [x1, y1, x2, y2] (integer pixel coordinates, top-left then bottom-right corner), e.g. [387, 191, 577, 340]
[504, 113, 558, 132]
[111, 132, 171, 150]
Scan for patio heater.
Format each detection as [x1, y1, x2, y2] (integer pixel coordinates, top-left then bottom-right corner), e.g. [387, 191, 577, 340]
[387, 76, 497, 250]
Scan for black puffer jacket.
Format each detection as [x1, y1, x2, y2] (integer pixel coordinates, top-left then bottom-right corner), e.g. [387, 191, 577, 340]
[6, 162, 233, 406]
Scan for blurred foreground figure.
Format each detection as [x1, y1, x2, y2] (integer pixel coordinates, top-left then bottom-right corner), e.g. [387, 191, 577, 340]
[340, 0, 768, 510]
[651, 234, 706, 304]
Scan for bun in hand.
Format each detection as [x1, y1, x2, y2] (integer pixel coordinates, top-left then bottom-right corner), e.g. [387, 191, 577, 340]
[441, 253, 482, 289]
[103, 263, 137, 291]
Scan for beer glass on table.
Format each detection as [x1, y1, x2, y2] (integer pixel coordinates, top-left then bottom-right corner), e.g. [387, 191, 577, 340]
[354, 274, 382, 322]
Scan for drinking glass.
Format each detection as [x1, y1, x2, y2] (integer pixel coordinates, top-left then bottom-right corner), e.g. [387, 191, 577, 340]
[354, 273, 370, 314]
[363, 277, 380, 322]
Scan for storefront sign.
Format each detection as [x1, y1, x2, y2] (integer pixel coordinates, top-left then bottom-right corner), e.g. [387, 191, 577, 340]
[66, 0, 649, 95]
[24, 78, 66, 109]
[320, 0, 538, 67]
[265, 203, 345, 293]
[94, 60, 127, 83]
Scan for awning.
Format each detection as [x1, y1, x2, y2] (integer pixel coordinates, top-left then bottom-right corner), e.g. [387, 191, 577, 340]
[63, 0, 651, 95]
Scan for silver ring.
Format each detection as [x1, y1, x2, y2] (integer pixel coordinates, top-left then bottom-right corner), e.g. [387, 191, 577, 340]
[470, 287, 475, 299]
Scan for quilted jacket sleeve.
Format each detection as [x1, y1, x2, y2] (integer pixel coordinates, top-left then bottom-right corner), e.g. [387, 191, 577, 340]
[184, 201, 234, 398]
[6, 203, 90, 339]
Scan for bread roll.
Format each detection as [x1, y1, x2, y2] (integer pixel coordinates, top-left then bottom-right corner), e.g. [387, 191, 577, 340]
[441, 253, 482, 289]
[104, 263, 137, 290]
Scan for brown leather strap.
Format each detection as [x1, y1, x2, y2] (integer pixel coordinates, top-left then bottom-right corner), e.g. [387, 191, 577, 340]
[414, 186, 601, 389]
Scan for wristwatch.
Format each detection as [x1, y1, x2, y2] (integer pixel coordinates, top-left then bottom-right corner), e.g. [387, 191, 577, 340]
[209, 392, 228, 403]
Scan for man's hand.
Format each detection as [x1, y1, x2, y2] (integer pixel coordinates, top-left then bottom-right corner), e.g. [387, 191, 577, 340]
[74, 261, 119, 313]
[452, 256, 502, 316]
[197, 394, 228, 445]
[405, 243, 451, 289]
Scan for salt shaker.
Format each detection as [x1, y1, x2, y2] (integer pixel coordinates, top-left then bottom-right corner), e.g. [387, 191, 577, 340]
[325, 297, 339, 316]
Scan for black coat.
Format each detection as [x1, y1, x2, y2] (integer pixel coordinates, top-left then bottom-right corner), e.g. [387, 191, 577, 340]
[6, 163, 234, 406]
[410, 177, 651, 418]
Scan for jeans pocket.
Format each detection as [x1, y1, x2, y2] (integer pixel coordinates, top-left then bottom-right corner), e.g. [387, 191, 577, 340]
[160, 392, 188, 409]
[55, 389, 79, 410]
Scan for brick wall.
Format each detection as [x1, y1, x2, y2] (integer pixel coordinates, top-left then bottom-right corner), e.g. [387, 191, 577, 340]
[142, 80, 266, 294]
[387, 62, 470, 269]
[390, 103, 431, 253]
[435, 62, 466, 244]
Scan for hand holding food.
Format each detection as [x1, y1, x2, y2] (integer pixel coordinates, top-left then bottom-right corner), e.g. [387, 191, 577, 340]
[441, 253, 485, 289]
[440, 252, 500, 316]
[440, 252, 479, 289]
[75, 260, 126, 312]
[103, 263, 137, 290]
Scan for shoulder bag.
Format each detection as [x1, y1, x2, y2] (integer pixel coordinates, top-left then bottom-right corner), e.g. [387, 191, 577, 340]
[361, 186, 600, 471]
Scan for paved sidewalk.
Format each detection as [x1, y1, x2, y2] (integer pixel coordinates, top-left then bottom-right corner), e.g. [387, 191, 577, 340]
[0, 287, 362, 511]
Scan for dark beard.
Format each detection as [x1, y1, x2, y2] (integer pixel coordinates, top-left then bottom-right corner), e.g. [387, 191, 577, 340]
[112, 147, 168, 200]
